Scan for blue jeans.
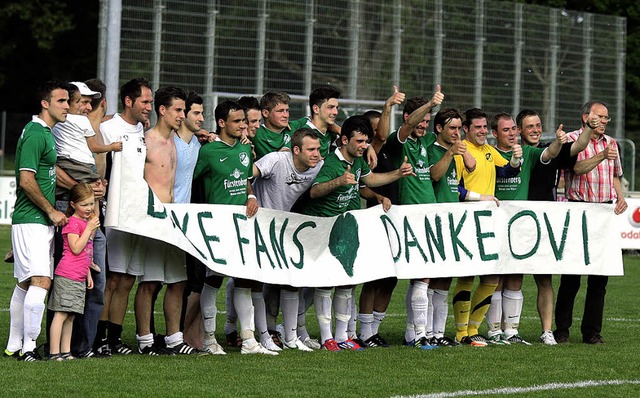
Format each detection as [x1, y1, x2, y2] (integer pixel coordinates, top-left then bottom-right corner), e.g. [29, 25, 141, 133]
[71, 227, 106, 355]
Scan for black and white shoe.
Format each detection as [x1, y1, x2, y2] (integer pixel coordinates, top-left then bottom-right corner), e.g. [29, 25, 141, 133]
[138, 345, 174, 356]
[20, 351, 42, 362]
[167, 342, 197, 355]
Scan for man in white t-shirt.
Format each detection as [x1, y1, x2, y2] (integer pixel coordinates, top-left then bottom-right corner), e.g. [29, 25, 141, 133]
[251, 127, 324, 351]
[94, 77, 153, 356]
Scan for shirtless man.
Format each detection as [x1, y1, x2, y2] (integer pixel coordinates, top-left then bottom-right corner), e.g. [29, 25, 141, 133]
[134, 86, 195, 355]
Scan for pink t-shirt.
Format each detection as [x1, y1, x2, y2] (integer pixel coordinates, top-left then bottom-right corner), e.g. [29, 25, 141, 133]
[55, 216, 92, 282]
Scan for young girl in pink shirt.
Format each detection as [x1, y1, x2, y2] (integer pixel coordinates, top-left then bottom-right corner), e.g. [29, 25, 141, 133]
[48, 183, 98, 361]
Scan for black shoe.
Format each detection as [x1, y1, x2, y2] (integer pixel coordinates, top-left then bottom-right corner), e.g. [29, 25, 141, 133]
[583, 334, 605, 344]
[153, 334, 167, 349]
[110, 341, 134, 355]
[364, 334, 390, 348]
[433, 336, 461, 347]
[20, 351, 42, 362]
[78, 349, 111, 359]
[553, 330, 569, 344]
[226, 331, 241, 348]
[166, 342, 197, 355]
[138, 345, 174, 356]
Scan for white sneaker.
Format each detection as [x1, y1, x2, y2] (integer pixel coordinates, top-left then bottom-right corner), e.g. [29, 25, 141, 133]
[201, 339, 226, 355]
[201, 343, 226, 355]
[540, 330, 557, 345]
[301, 337, 321, 350]
[261, 337, 283, 352]
[283, 337, 313, 352]
[242, 339, 279, 356]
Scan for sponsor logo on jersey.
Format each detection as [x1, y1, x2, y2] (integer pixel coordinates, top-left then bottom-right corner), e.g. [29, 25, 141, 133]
[286, 173, 312, 185]
[219, 157, 228, 162]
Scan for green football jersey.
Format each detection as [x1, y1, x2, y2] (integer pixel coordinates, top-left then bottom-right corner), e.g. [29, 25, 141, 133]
[253, 117, 307, 160]
[300, 149, 371, 217]
[193, 139, 253, 205]
[428, 143, 463, 203]
[303, 119, 336, 159]
[494, 145, 544, 200]
[385, 130, 437, 205]
[12, 119, 58, 225]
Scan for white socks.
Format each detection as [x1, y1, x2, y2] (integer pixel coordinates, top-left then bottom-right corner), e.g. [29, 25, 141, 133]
[315, 288, 333, 343]
[486, 291, 503, 337]
[431, 289, 449, 338]
[333, 288, 352, 343]
[404, 283, 415, 343]
[23, 285, 47, 353]
[7, 285, 26, 353]
[164, 331, 183, 348]
[347, 291, 357, 339]
[411, 281, 429, 339]
[280, 289, 299, 343]
[358, 313, 374, 341]
[372, 311, 386, 336]
[251, 291, 269, 344]
[201, 284, 219, 343]
[503, 289, 524, 337]
[234, 287, 255, 338]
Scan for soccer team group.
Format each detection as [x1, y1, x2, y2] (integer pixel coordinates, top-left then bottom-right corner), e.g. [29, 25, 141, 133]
[5, 76, 627, 361]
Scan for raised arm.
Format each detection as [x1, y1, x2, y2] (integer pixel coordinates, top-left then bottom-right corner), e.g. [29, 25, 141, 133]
[541, 124, 567, 162]
[310, 166, 356, 199]
[397, 86, 444, 142]
[361, 156, 414, 188]
[371, 86, 405, 154]
[570, 118, 600, 157]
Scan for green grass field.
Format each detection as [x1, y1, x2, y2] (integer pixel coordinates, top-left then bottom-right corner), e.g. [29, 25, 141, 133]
[0, 224, 639, 397]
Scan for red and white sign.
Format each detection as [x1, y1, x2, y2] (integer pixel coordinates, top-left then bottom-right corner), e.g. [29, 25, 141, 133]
[617, 198, 640, 249]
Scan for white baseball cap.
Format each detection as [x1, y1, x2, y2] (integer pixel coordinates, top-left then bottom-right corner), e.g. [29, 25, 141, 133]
[70, 81, 101, 99]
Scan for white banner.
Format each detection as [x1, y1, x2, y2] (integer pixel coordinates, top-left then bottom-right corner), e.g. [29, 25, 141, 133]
[104, 143, 624, 287]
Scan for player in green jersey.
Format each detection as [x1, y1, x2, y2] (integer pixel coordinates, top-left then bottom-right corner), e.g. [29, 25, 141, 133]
[195, 100, 277, 356]
[485, 112, 565, 346]
[7, 80, 70, 361]
[383, 88, 448, 350]
[516, 109, 591, 345]
[252, 91, 307, 159]
[301, 115, 413, 351]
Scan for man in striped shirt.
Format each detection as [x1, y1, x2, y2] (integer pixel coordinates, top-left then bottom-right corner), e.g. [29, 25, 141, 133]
[554, 100, 627, 345]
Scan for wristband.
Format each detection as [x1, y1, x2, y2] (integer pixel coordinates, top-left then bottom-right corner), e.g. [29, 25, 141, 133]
[247, 194, 257, 200]
[468, 191, 481, 201]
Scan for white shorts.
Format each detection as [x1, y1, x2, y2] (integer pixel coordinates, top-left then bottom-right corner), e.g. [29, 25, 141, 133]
[106, 228, 144, 276]
[138, 236, 187, 284]
[11, 224, 54, 283]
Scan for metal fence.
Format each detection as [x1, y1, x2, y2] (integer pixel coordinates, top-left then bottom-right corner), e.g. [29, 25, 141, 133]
[0, 1, 634, 188]
[107, 0, 632, 187]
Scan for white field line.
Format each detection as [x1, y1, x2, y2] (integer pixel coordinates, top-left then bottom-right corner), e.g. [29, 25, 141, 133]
[390, 379, 640, 398]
